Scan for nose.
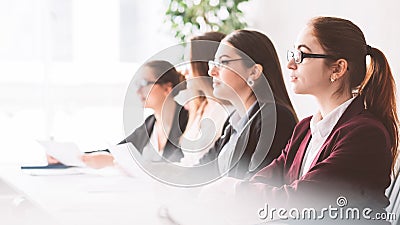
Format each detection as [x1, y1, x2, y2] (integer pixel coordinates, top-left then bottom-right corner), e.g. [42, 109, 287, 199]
[208, 65, 218, 77]
[136, 86, 143, 95]
[287, 58, 297, 70]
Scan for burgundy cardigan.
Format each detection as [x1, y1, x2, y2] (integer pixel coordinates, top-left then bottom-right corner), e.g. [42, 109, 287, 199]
[238, 96, 393, 211]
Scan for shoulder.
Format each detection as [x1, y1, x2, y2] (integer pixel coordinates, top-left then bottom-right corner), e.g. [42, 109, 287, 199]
[252, 102, 298, 132]
[328, 111, 392, 164]
[335, 111, 389, 142]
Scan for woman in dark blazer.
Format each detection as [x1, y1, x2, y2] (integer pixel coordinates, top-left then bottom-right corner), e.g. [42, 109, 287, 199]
[81, 60, 188, 168]
[197, 30, 298, 180]
[204, 17, 398, 225]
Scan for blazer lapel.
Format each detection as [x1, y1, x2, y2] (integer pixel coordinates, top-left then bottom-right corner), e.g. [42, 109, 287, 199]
[290, 130, 312, 180]
[162, 103, 188, 161]
[306, 96, 365, 171]
[229, 103, 263, 174]
[118, 114, 156, 154]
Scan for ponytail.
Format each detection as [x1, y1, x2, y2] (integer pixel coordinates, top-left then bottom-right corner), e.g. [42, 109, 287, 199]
[359, 47, 399, 172]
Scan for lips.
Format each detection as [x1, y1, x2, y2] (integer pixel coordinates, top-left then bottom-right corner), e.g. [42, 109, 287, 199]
[139, 95, 146, 102]
[213, 79, 222, 87]
[289, 75, 298, 82]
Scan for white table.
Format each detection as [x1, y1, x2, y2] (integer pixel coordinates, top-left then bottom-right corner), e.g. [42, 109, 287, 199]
[0, 165, 270, 225]
[0, 165, 183, 225]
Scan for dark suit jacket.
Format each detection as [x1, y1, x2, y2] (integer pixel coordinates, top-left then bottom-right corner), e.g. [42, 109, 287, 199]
[239, 96, 392, 211]
[120, 103, 188, 162]
[89, 103, 188, 162]
[200, 102, 297, 179]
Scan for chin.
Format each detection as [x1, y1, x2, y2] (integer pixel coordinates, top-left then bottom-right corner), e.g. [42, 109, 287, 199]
[291, 85, 304, 95]
[143, 101, 152, 108]
[212, 89, 227, 101]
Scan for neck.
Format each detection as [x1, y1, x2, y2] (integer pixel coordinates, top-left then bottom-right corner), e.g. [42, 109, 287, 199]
[231, 93, 256, 117]
[315, 92, 352, 118]
[154, 97, 176, 123]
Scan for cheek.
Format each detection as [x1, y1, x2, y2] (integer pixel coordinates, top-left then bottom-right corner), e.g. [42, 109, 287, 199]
[150, 87, 166, 99]
[294, 66, 331, 92]
[220, 71, 246, 89]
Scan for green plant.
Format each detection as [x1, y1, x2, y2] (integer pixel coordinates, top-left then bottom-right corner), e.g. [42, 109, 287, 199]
[165, 0, 250, 42]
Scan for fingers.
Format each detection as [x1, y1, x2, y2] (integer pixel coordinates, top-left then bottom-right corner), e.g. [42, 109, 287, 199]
[81, 153, 114, 169]
[46, 154, 60, 164]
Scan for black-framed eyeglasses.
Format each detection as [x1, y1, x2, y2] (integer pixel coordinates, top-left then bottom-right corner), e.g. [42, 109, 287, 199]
[208, 58, 249, 70]
[133, 80, 159, 90]
[287, 49, 335, 64]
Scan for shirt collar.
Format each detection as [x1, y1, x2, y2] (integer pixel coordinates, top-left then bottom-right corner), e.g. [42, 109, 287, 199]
[310, 97, 355, 138]
[229, 101, 257, 133]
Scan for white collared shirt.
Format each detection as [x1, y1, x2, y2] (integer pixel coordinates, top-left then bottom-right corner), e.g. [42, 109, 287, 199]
[299, 97, 355, 177]
[218, 102, 257, 175]
[142, 123, 164, 162]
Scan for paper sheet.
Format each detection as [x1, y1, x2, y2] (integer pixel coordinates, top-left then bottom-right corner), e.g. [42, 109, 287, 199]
[108, 143, 150, 179]
[37, 140, 86, 167]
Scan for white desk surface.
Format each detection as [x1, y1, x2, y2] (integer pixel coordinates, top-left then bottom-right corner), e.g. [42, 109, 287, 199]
[0, 165, 195, 225]
[0, 165, 265, 225]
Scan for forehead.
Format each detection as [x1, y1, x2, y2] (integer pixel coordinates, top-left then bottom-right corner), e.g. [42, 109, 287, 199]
[215, 41, 241, 58]
[136, 65, 156, 80]
[295, 25, 324, 52]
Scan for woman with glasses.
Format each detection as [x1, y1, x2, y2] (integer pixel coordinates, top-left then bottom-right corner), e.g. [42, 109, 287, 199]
[197, 29, 298, 180]
[80, 60, 189, 168]
[204, 17, 397, 224]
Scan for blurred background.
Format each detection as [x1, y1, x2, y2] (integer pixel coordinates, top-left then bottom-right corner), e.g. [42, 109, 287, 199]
[0, 0, 399, 165]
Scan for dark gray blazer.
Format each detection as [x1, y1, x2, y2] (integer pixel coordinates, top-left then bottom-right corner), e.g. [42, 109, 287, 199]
[200, 102, 297, 179]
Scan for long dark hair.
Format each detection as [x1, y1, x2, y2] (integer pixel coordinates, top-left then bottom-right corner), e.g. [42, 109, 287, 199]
[310, 16, 398, 172]
[145, 60, 183, 96]
[188, 32, 227, 108]
[224, 30, 298, 122]
[190, 32, 226, 78]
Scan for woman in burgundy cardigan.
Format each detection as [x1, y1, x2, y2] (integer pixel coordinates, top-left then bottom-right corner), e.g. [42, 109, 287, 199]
[203, 17, 398, 225]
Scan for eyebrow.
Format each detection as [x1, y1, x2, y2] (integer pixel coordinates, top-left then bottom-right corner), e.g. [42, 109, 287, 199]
[296, 44, 312, 52]
[217, 54, 232, 60]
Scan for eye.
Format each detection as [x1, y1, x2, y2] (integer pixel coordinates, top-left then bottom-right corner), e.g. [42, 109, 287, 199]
[220, 60, 230, 65]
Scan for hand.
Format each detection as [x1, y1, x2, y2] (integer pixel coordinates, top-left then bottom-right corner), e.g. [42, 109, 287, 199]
[46, 154, 60, 164]
[81, 153, 115, 169]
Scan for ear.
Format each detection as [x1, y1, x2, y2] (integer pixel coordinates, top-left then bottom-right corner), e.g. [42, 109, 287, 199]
[330, 59, 348, 81]
[162, 82, 173, 95]
[249, 64, 263, 81]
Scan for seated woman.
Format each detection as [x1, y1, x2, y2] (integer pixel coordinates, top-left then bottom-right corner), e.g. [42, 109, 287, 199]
[205, 16, 398, 225]
[81, 60, 188, 168]
[176, 31, 233, 167]
[198, 29, 298, 180]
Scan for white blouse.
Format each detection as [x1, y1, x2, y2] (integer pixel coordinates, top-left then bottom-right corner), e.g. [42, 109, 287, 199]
[299, 97, 355, 177]
[218, 102, 257, 175]
[141, 124, 164, 162]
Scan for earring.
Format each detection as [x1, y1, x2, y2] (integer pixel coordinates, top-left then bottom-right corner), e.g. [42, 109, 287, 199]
[247, 78, 254, 87]
[330, 77, 336, 83]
